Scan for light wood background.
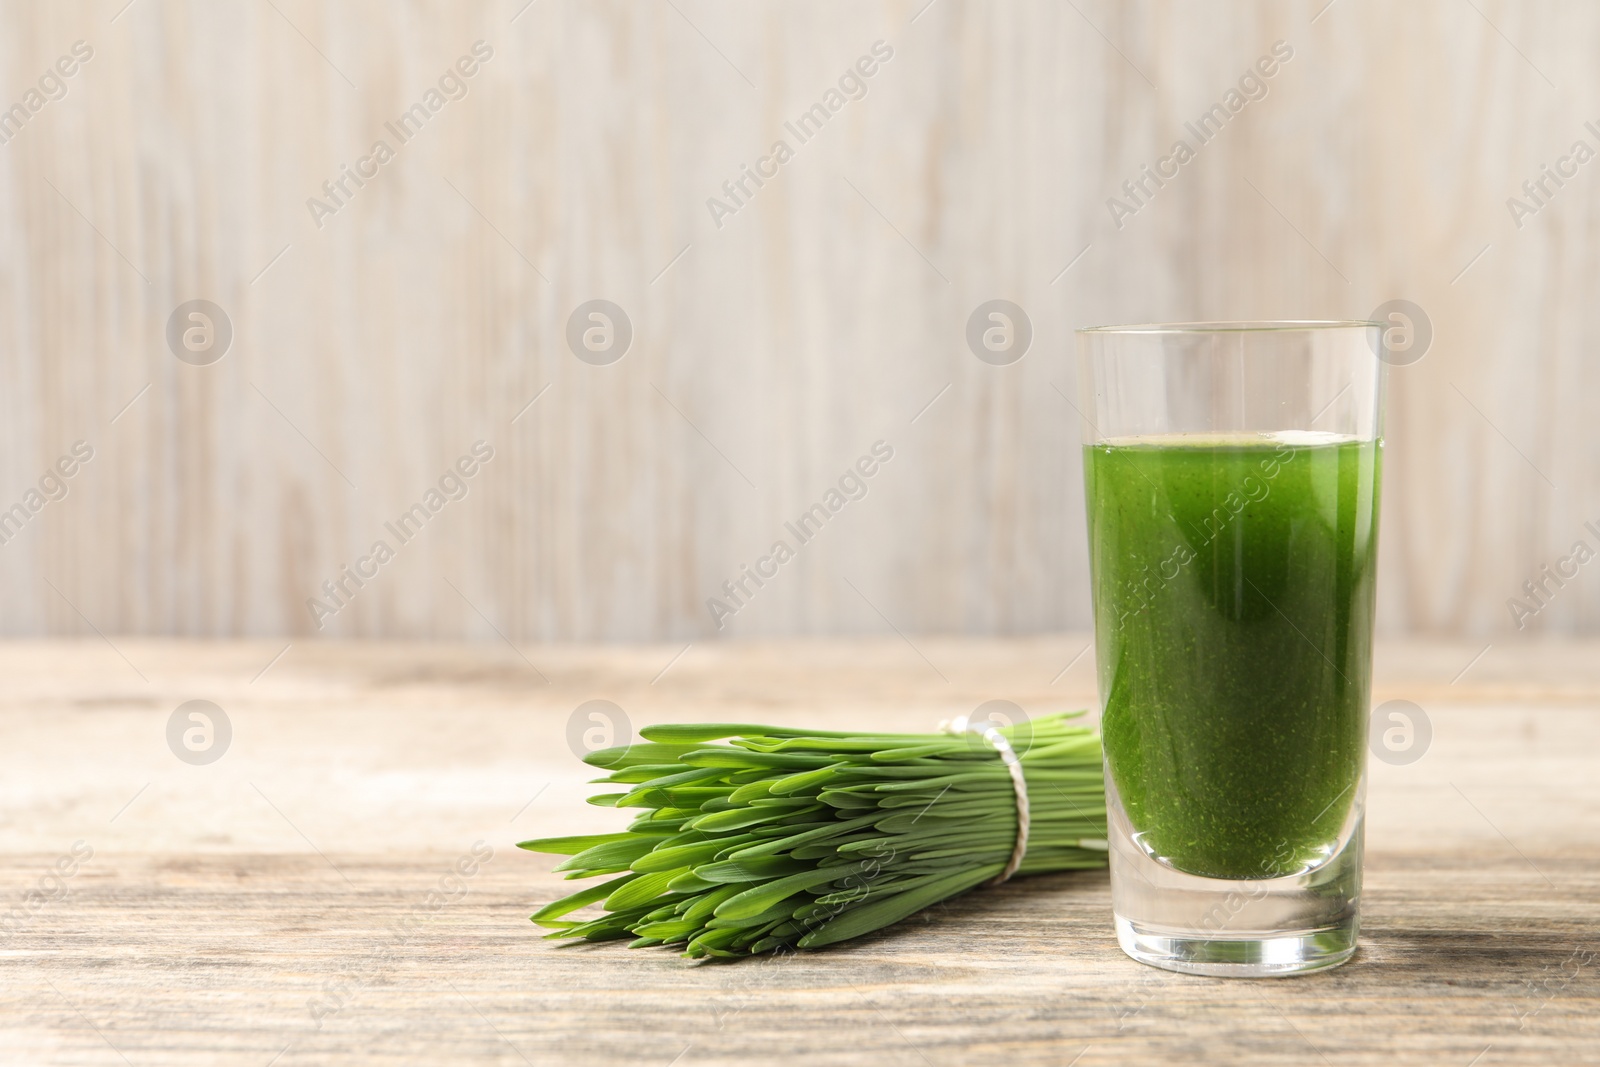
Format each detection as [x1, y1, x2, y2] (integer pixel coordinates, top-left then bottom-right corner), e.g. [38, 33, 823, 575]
[1, 0, 1597, 641]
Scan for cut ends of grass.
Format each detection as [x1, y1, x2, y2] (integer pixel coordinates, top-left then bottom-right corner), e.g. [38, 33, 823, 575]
[520, 712, 1107, 958]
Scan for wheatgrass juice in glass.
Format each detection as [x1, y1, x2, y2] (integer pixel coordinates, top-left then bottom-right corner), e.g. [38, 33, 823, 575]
[1078, 322, 1384, 976]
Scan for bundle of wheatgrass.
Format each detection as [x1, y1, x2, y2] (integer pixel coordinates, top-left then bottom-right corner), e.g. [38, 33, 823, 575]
[518, 711, 1108, 958]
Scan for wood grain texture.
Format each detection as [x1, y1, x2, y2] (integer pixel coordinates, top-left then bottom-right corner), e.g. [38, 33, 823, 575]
[1, 0, 1599, 641]
[0, 637, 1596, 1065]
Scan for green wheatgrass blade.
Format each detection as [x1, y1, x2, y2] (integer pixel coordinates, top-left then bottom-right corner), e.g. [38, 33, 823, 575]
[684, 925, 748, 958]
[806, 866, 959, 908]
[664, 871, 722, 893]
[616, 765, 728, 793]
[524, 714, 1108, 958]
[727, 779, 779, 804]
[818, 793, 878, 810]
[516, 832, 636, 856]
[798, 867, 996, 948]
[643, 901, 681, 922]
[725, 813, 883, 860]
[626, 808, 698, 830]
[681, 883, 745, 924]
[632, 919, 700, 942]
[767, 766, 841, 795]
[689, 804, 823, 832]
[618, 786, 729, 809]
[630, 836, 755, 873]
[713, 866, 857, 921]
[600, 763, 702, 785]
[604, 870, 688, 911]
[552, 836, 662, 873]
[705, 899, 801, 929]
[680, 750, 837, 771]
[527, 871, 640, 924]
[868, 743, 964, 761]
[693, 856, 811, 883]
[584, 742, 705, 769]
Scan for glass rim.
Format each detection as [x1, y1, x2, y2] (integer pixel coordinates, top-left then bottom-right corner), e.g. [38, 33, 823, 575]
[1077, 319, 1381, 335]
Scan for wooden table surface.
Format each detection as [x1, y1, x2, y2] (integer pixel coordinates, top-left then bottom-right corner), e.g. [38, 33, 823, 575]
[2, 637, 1597, 1066]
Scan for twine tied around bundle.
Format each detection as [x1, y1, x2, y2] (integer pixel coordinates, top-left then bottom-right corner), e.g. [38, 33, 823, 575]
[940, 714, 1030, 886]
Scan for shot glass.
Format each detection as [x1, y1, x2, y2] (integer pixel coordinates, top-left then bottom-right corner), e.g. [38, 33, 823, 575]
[1076, 321, 1385, 976]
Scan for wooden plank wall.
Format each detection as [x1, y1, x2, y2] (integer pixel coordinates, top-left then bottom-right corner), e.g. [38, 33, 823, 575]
[0, 0, 1595, 640]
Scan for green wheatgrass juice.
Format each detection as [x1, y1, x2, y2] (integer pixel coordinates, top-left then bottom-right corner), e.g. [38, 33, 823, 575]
[1085, 431, 1382, 880]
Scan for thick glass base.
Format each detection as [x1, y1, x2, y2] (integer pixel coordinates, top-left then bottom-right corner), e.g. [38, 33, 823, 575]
[1107, 778, 1363, 978]
[1114, 916, 1358, 977]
